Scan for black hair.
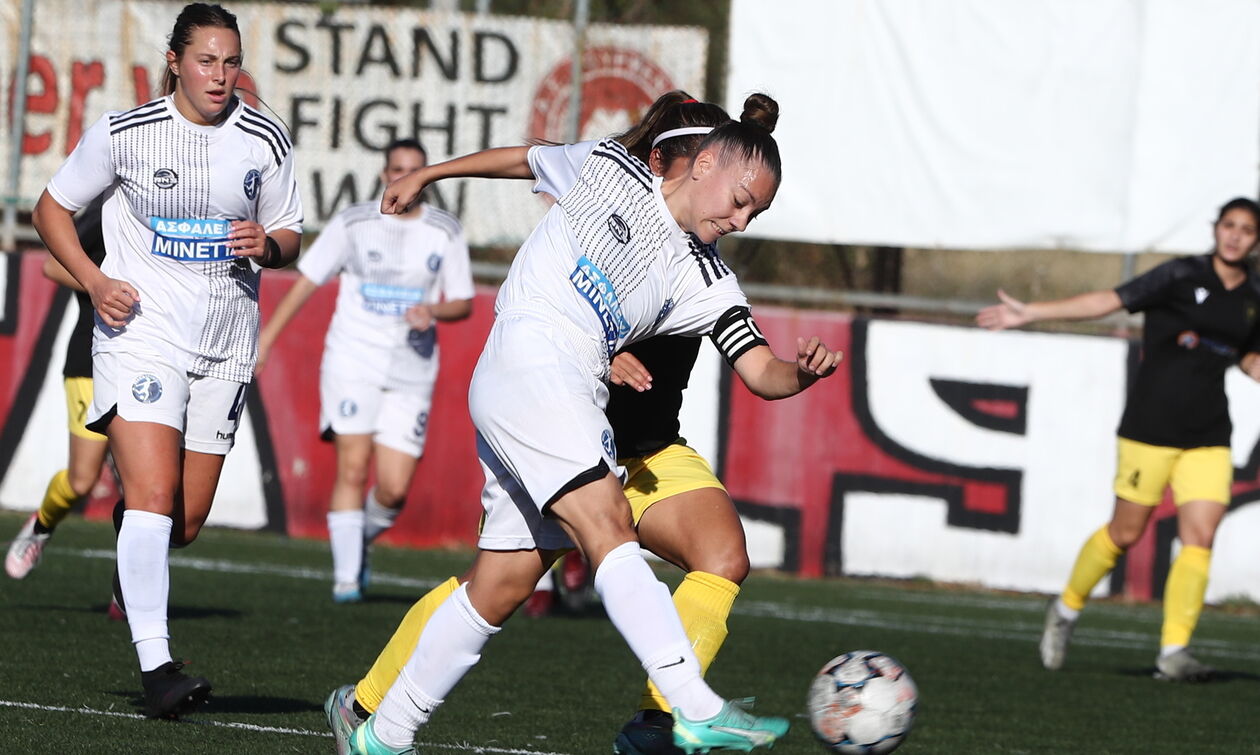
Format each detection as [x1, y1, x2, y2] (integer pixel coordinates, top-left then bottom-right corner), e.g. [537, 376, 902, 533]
[696, 93, 782, 184]
[1217, 197, 1260, 227]
[615, 90, 731, 167]
[161, 3, 240, 96]
[384, 138, 428, 167]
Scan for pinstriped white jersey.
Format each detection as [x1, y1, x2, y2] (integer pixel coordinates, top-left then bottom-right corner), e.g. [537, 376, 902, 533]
[298, 201, 474, 389]
[47, 95, 303, 383]
[508, 139, 748, 367]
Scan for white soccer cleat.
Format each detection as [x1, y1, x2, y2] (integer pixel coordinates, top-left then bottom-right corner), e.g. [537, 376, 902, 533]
[6, 514, 51, 579]
[1039, 599, 1076, 671]
[1154, 648, 1215, 682]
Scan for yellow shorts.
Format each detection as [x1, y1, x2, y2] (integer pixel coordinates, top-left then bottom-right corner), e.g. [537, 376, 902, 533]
[1113, 437, 1231, 506]
[622, 443, 726, 525]
[65, 377, 107, 442]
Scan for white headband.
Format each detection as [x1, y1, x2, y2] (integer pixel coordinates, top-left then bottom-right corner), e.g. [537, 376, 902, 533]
[651, 126, 714, 149]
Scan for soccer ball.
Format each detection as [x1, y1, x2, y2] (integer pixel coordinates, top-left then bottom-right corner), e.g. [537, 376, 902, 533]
[807, 650, 917, 753]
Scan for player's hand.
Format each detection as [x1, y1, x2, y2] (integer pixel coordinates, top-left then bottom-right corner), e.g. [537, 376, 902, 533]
[405, 303, 434, 331]
[611, 351, 653, 391]
[254, 338, 273, 377]
[796, 336, 841, 378]
[88, 277, 139, 327]
[227, 220, 268, 258]
[382, 169, 428, 215]
[976, 289, 1031, 331]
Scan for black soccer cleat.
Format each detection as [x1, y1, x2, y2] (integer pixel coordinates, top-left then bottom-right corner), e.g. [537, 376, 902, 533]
[141, 661, 212, 719]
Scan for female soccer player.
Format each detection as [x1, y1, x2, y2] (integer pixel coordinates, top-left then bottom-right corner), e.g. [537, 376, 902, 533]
[338, 93, 837, 754]
[6, 195, 111, 579]
[31, 2, 302, 718]
[977, 197, 1260, 682]
[257, 139, 474, 603]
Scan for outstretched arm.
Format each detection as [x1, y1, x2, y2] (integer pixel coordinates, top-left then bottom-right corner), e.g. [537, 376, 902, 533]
[976, 288, 1123, 331]
[256, 274, 320, 374]
[382, 146, 534, 215]
[731, 336, 842, 400]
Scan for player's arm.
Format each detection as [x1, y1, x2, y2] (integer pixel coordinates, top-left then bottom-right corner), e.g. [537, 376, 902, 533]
[33, 190, 137, 327]
[42, 253, 85, 292]
[732, 337, 842, 400]
[403, 297, 473, 331]
[256, 274, 320, 374]
[1241, 352, 1260, 381]
[610, 350, 653, 392]
[382, 147, 534, 215]
[976, 288, 1123, 331]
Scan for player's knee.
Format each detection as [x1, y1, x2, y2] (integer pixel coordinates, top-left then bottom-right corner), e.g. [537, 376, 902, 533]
[374, 482, 408, 509]
[1107, 521, 1144, 550]
[697, 548, 750, 585]
[336, 463, 370, 490]
[67, 470, 98, 498]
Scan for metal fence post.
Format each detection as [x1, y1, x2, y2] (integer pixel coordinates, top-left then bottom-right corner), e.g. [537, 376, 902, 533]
[3, 0, 37, 252]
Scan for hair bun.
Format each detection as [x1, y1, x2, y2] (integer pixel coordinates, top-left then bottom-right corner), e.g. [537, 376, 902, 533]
[741, 93, 779, 134]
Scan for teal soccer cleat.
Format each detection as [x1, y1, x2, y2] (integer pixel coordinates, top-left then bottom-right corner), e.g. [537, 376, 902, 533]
[349, 715, 415, 755]
[672, 700, 789, 753]
[325, 684, 366, 755]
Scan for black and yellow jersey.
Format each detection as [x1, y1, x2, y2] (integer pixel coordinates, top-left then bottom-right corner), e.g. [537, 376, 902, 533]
[605, 335, 702, 458]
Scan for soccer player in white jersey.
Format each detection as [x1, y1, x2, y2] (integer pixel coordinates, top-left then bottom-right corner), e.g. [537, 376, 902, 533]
[30, 3, 303, 719]
[337, 96, 835, 754]
[257, 139, 474, 603]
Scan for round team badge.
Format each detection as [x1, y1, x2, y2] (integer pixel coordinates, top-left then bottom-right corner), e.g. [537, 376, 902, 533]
[427, 253, 442, 272]
[131, 374, 163, 404]
[243, 169, 261, 200]
[339, 399, 358, 417]
[601, 428, 616, 460]
[153, 168, 178, 190]
[529, 47, 677, 143]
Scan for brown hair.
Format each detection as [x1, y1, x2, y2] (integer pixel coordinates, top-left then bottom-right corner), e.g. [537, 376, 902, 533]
[161, 3, 240, 96]
[698, 92, 781, 184]
[615, 90, 732, 167]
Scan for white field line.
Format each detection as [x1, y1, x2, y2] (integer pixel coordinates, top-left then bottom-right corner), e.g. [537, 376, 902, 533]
[62, 548, 1260, 661]
[0, 700, 572, 754]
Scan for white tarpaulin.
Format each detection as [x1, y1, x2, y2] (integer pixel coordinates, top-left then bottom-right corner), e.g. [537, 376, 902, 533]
[727, 0, 1260, 253]
[0, 0, 706, 243]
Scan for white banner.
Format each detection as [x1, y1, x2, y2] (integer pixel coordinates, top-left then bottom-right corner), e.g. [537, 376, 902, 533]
[0, 0, 706, 243]
[727, 0, 1260, 253]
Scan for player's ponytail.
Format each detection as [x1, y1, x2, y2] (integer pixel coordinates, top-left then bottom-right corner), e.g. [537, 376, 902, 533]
[161, 3, 241, 96]
[740, 92, 779, 134]
[616, 91, 731, 166]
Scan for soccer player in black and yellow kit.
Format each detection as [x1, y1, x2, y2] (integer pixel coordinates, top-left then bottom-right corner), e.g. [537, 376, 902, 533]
[5, 194, 111, 579]
[977, 196, 1260, 682]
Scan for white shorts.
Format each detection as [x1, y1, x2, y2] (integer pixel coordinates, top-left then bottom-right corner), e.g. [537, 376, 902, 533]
[476, 433, 575, 552]
[87, 351, 247, 455]
[319, 370, 434, 458]
[469, 311, 622, 551]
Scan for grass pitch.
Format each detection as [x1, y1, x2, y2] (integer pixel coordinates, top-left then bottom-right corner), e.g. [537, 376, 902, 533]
[1, 511, 1257, 754]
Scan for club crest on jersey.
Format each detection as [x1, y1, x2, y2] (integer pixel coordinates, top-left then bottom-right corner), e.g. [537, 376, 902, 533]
[131, 374, 163, 404]
[243, 169, 261, 200]
[601, 429, 616, 459]
[607, 213, 631, 244]
[339, 399, 358, 417]
[367, 250, 383, 263]
[1194, 286, 1209, 304]
[570, 256, 630, 358]
[152, 168, 178, 189]
[653, 298, 675, 329]
[149, 217, 235, 262]
[427, 253, 442, 272]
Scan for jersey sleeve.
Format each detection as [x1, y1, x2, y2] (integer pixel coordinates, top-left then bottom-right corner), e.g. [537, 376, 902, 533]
[255, 125, 304, 235]
[296, 211, 351, 286]
[1115, 258, 1189, 313]
[527, 140, 599, 199]
[655, 272, 751, 339]
[437, 221, 475, 302]
[46, 114, 116, 212]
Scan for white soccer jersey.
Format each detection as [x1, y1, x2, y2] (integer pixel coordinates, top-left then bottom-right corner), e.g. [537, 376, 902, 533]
[503, 139, 748, 368]
[46, 95, 304, 383]
[298, 201, 474, 388]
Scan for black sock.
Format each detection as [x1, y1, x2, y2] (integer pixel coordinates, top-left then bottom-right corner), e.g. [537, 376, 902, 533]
[32, 519, 53, 536]
[352, 699, 370, 719]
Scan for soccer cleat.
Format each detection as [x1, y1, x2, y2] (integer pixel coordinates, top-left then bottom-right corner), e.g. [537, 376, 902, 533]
[326, 684, 366, 755]
[1154, 648, 1215, 682]
[5, 513, 51, 579]
[333, 582, 363, 604]
[1039, 599, 1076, 671]
[140, 661, 212, 719]
[614, 709, 682, 754]
[672, 700, 789, 753]
[349, 715, 416, 755]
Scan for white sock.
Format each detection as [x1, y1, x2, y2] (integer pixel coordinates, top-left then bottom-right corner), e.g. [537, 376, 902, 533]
[117, 510, 173, 672]
[327, 510, 365, 587]
[534, 566, 555, 591]
[1160, 644, 1185, 659]
[363, 489, 402, 543]
[1055, 598, 1080, 621]
[593, 541, 723, 721]
[373, 584, 500, 748]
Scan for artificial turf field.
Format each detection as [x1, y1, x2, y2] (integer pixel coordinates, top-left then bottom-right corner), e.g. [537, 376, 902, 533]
[0, 511, 1257, 754]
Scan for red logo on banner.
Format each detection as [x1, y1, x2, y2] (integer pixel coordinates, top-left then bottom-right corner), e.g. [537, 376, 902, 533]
[530, 46, 676, 142]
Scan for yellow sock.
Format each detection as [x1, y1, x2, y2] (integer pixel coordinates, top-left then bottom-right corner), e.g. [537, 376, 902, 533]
[1161, 545, 1211, 649]
[36, 470, 79, 531]
[354, 576, 460, 714]
[1061, 525, 1123, 612]
[641, 571, 740, 713]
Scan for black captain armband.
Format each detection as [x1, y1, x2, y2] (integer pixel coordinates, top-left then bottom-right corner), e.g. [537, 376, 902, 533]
[710, 306, 769, 366]
[258, 236, 286, 269]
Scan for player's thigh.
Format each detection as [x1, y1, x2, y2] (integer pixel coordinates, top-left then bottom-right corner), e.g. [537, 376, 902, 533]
[334, 433, 375, 487]
[108, 417, 183, 514]
[548, 473, 638, 566]
[1113, 437, 1177, 506]
[638, 488, 747, 580]
[1169, 446, 1232, 507]
[178, 375, 247, 540]
[370, 385, 432, 498]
